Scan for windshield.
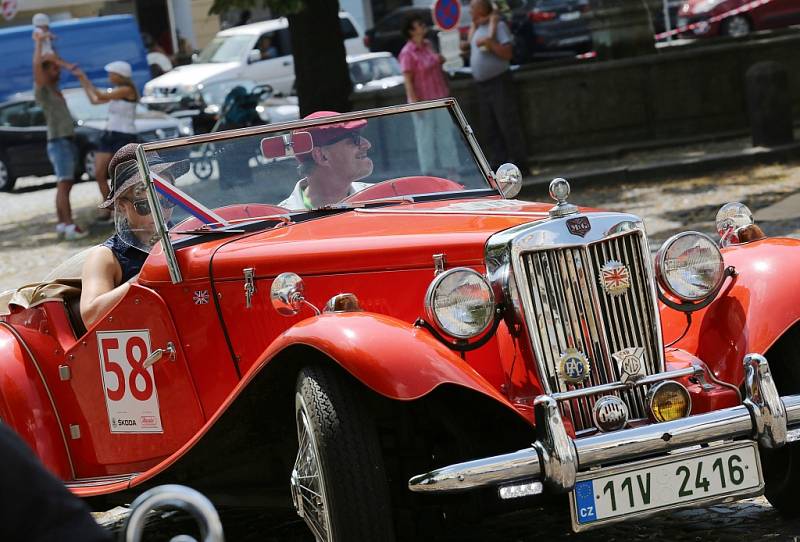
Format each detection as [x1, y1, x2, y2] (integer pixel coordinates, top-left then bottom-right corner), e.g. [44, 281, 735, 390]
[196, 35, 255, 63]
[137, 102, 494, 236]
[349, 57, 401, 85]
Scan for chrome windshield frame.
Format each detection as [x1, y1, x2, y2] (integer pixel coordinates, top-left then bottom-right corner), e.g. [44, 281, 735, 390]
[134, 99, 499, 284]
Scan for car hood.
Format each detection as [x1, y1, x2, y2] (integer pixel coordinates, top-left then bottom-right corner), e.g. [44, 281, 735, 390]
[145, 62, 241, 90]
[151, 198, 558, 283]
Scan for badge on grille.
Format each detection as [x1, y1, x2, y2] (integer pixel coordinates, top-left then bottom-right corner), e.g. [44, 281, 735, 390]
[613, 347, 646, 385]
[566, 216, 591, 237]
[599, 260, 630, 296]
[557, 348, 590, 385]
[593, 395, 629, 432]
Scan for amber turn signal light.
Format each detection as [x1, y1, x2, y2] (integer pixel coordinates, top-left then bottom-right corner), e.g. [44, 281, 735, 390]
[647, 380, 691, 422]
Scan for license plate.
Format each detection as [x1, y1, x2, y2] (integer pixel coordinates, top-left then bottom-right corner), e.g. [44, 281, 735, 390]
[560, 11, 580, 21]
[570, 441, 763, 531]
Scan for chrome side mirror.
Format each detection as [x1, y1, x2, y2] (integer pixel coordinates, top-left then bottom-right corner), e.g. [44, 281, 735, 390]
[122, 484, 224, 542]
[271, 272, 320, 316]
[494, 163, 523, 199]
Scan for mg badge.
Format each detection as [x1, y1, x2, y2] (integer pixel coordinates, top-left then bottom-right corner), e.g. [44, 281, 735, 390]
[566, 216, 591, 237]
[613, 347, 646, 385]
[599, 260, 631, 296]
[557, 348, 591, 385]
[593, 395, 629, 432]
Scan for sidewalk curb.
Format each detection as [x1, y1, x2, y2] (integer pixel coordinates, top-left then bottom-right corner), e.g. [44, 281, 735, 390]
[523, 141, 800, 190]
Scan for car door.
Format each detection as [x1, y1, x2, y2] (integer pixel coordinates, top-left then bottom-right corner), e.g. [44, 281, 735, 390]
[0, 100, 50, 176]
[62, 284, 205, 478]
[242, 28, 296, 96]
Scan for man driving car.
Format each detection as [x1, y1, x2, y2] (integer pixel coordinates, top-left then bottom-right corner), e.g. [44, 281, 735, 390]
[279, 111, 374, 209]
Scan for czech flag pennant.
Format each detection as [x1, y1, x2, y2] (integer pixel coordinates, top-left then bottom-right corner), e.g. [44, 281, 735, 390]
[151, 171, 230, 228]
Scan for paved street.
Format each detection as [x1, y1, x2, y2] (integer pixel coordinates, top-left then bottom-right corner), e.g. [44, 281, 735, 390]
[5, 163, 800, 540]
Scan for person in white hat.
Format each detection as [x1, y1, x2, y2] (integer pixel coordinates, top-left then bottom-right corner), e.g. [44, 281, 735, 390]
[70, 61, 139, 222]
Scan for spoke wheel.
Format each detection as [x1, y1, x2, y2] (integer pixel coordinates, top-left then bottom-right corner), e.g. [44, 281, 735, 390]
[292, 365, 394, 542]
[723, 15, 751, 38]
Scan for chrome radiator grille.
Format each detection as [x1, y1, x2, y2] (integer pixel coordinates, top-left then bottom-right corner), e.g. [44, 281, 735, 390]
[519, 231, 662, 431]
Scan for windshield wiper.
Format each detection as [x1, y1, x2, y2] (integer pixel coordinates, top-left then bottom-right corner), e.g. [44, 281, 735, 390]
[173, 228, 246, 235]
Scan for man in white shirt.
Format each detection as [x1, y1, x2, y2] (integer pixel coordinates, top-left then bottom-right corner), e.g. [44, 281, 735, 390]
[280, 111, 373, 210]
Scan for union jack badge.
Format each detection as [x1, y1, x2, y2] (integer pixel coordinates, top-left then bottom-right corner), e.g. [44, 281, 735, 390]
[193, 290, 210, 305]
[557, 348, 591, 385]
[599, 260, 630, 296]
[613, 347, 646, 385]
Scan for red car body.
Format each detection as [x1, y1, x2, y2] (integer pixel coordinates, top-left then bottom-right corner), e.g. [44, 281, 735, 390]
[1, 101, 799, 538]
[677, 0, 800, 38]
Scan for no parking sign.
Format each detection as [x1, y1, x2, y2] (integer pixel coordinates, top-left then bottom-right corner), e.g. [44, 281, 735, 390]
[432, 0, 465, 70]
[432, 0, 461, 31]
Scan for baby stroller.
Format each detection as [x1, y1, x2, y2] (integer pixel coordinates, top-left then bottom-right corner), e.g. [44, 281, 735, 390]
[191, 83, 273, 180]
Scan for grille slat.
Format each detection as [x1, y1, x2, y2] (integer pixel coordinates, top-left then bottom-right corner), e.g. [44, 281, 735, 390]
[521, 231, 661, 431]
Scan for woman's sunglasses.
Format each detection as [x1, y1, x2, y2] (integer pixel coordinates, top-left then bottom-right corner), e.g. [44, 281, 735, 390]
[123, 197, 177, 216]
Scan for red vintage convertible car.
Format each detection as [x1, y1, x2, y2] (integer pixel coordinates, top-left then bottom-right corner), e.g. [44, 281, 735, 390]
[1, 100, 799, 540]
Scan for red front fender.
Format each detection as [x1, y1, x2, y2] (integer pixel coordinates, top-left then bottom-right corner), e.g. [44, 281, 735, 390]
[0, 324, 73, 479]
[661, 237, 800, 386]
[258, 312, 520, 411]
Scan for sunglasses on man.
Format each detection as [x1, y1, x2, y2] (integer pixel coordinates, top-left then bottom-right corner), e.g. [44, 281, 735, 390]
[327, 131, 363, 147]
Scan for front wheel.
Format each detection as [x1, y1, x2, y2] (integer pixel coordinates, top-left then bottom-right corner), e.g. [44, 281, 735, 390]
[722, 15, 751, 38]
[0, 153, 16, 191]
[81, 148, 97, 181]
[291, 365, 395, 541]
[761, 330, 800, 517]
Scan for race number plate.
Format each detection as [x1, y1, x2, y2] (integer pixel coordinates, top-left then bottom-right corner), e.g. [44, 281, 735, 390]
[570, 441, 762, 531]
[97, 330, 163, 434]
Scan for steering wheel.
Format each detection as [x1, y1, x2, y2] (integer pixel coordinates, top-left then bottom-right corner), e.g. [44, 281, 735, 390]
[172, 203, 289, 232]
[341, 176, 464, 204]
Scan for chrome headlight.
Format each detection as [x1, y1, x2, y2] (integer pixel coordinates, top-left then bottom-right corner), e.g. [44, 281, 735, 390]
[655, 232, 725, 301]
[425, 268, 495, 339]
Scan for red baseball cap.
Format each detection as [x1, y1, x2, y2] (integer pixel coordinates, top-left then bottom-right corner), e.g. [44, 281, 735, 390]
[294, 111, 367, 162]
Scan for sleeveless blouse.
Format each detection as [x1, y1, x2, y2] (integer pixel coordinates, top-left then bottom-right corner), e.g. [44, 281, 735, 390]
[102, 234, 147, 284]
[106, 95, 137, 134]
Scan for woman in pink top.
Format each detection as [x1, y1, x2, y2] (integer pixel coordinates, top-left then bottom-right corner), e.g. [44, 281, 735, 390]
[398, 15, 459, 176]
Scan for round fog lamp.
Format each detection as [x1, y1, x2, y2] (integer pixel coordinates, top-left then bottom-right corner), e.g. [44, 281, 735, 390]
[647, 381, 691, 422]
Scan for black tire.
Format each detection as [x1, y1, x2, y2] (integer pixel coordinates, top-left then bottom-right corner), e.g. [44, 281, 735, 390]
[79, 148, 97, 181]
[0, 152, 17, 191]
[292, 364, 395, 541]
[721, 15, 752, 38]
[760, 329, 800, 517]
[192, 157, 214, 180]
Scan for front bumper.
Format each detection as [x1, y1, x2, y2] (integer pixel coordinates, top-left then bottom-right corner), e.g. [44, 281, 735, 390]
[409, 353, 800, 494]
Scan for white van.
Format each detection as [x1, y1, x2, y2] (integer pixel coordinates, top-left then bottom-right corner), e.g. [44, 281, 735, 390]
[142, 12, 368, 111]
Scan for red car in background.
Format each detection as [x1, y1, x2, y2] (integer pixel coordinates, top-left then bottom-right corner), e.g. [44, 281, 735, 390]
[677, 0, 800, 38]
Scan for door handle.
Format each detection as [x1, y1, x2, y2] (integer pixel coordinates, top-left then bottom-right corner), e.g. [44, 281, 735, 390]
[283, 60, 292, 66]
[143, 342, 176, 368]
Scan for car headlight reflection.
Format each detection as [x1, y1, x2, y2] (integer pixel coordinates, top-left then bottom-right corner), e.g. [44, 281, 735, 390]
[425, 268, 495, 339]
[655, 232, 724, 302]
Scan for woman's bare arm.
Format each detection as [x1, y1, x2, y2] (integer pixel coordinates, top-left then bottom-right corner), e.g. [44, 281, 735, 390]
[80, 245, 128, 327]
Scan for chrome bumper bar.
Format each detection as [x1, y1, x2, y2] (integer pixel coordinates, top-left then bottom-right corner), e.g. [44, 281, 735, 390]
[409, 354, 800, 494]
